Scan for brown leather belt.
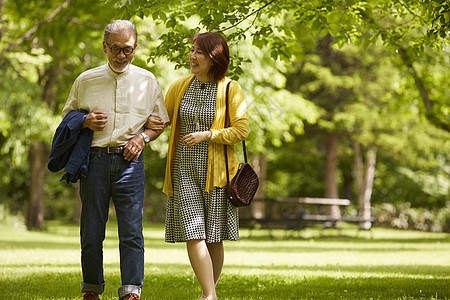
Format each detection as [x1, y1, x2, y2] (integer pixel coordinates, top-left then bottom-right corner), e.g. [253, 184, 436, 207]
[91, 146, 124, 154]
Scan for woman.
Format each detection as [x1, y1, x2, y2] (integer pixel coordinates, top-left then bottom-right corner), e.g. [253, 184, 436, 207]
[150, 32, 249, 299]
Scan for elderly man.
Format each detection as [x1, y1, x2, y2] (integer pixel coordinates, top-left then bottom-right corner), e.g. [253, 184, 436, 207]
[61, 20, 169, 300]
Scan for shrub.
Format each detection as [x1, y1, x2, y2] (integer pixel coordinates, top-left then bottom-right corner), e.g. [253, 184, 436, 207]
[373, 202, 450, 232]
[0, 204, 25, 230]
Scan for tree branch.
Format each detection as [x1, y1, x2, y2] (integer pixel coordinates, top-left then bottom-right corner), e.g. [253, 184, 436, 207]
[398, 47, 432, 111]
[219, 0, 277, 32]
[0, 0, 72, 62]
[68, 18, 104, 30]
[397, 0, 435, 31]
[398, 47, 449, 132]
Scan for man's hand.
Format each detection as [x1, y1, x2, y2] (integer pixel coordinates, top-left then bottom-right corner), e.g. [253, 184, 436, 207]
[123, 134, 145, 161]
[144, 116, 165, 130]
[123, 115, 166, 161]
[82, 110, 108, 131]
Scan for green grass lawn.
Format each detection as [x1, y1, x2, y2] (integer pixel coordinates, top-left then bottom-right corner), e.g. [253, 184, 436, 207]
[0, 221, 449, 299]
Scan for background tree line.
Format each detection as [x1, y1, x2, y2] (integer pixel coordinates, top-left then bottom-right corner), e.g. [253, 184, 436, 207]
[0, 0, 448, 231]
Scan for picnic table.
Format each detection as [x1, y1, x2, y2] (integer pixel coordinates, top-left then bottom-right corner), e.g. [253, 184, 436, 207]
[239, 197, 374, 235]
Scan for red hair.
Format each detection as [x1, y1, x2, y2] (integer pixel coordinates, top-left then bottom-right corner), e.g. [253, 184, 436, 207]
[192, 32, 229, 81]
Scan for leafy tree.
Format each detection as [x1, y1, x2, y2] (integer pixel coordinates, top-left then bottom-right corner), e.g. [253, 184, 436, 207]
[276, 38, 449, 210]
[108, 0, 449, 131]
[1, 0, 448, 230]
[105, 0, 449, 223]
[0, 0, 115, 229]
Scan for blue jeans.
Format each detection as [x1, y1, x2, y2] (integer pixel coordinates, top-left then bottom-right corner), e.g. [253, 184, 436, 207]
[79, 149, 145, 299]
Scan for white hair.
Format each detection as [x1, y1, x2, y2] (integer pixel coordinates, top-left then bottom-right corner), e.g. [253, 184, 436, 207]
[103, 20, 137, 44]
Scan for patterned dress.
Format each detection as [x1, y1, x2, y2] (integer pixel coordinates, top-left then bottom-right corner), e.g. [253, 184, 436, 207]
[165, 78, 239, 243]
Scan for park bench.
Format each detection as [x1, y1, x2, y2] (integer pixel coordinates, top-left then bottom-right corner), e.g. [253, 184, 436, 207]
[239, 197, 375, 235]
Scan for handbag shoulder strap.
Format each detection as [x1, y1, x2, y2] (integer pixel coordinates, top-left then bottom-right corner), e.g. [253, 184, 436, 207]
[224, 81, 248, 185]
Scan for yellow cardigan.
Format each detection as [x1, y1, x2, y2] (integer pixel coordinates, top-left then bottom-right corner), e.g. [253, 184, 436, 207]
[163, 75, 249, 196]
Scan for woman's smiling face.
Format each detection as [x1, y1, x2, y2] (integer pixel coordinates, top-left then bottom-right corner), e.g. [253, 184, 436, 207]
[189, 42, 213, 82]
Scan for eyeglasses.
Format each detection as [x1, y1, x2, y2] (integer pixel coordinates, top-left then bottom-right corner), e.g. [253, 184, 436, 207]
[106, 42, 135, 56]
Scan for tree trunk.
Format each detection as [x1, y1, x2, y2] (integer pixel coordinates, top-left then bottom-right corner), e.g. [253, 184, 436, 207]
[251, 154, 266, 219]
[325, 133, 341, 218]
[353, 141, 376, 230]
[353, 140, 365, 212]
[26, 141, 48, 230]
[26, 63, 61, 230]
[361, 146, 376, 230]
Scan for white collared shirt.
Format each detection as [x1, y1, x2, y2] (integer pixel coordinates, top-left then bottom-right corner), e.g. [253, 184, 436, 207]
[62, 64, 169, 147]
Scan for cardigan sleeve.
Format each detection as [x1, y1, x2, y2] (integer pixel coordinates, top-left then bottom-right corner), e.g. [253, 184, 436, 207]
[162, 75, 195, 196]
[210, 80, 249, 145]
[165, 77, 186, 125]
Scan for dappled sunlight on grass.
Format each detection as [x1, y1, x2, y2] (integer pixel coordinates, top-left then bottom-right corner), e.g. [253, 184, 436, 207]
[0, 222, 448, 299]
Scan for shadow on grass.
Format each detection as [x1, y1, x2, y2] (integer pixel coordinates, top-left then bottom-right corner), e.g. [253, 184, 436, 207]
[2, 238, 446, 255]
[219, 273, 450, 300]
[239, 230, 450, 244]
[223, 262, 450, 278]
[0, 239, 171, 251]
[2, 231, 448, 253]
[1, 270, 448, 299]
[0, 240, 79, 250]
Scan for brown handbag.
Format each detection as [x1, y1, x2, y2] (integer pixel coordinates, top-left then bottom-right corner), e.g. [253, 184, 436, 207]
[224, 81, 259, 207]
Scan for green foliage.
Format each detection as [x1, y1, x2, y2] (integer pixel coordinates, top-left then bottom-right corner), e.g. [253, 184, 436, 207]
[265, 135, 326, 199]
[0, 68, 56, 148]
[107, 0, 449, 131]
[266, 35, 450, 210]
[0, 66, 57, 211]
[372, 150, 450, 209]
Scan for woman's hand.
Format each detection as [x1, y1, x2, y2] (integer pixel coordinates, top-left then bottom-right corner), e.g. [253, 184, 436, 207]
[144, 115, 165, 130]
[182, 131, 212, 147]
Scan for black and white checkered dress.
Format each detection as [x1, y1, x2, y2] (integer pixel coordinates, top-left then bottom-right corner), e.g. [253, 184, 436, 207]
[165, 78, 239, 243]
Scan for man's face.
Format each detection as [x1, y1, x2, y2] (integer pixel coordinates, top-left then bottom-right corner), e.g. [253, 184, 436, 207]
[103, 30, 136, 74]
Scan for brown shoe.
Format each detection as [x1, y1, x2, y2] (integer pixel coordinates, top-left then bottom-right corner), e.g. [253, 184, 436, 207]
[123, 294, 139, 300]
[83, 292, 100, 300]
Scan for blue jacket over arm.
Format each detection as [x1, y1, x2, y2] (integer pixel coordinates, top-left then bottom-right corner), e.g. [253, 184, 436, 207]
[48, 110, 93, 183]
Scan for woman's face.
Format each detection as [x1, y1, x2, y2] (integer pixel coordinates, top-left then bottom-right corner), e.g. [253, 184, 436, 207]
[189, 42, 213, 82]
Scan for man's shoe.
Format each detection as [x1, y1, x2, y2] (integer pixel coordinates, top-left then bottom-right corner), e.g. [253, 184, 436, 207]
[83, 292, 100, 300]
[123, 294, 139, 300]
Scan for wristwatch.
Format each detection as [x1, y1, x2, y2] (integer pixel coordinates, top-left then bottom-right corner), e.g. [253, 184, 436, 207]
[140, 132, 150, 144]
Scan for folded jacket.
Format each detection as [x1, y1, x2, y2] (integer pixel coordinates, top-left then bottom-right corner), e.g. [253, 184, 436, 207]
[48, 110, 93, 183]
